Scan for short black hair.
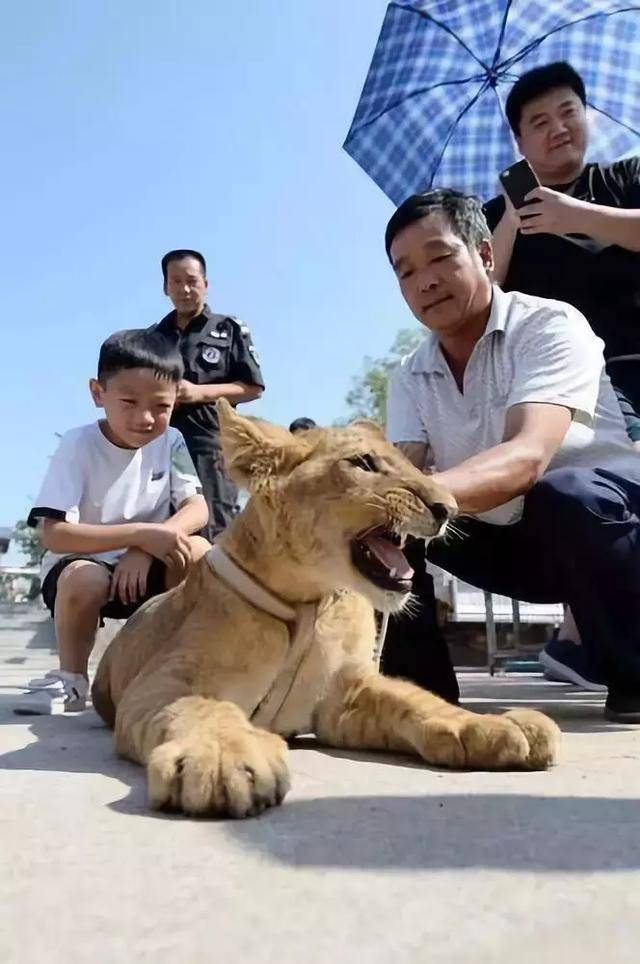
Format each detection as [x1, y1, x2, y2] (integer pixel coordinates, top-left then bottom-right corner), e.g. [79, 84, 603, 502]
[161, 249, 207, 283]
[506, 62, 586, 136]
[97, 329, 184, 384]
[289, 417, 318, 433]
[384, 188, 490, 262]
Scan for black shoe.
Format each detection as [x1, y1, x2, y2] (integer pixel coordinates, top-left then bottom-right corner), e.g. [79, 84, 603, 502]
[539, 637, 607, 693]
[604, 690, 640, 724]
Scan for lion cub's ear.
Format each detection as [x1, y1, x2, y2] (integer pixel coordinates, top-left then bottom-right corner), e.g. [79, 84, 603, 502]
[348, 419, 386, 439]
[216, 399, 312, 494]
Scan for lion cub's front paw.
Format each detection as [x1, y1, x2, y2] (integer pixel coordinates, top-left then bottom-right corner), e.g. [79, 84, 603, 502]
[147, 727, 290, 818]
[420, 709, 560, 771]
[502, 708, 561, 769]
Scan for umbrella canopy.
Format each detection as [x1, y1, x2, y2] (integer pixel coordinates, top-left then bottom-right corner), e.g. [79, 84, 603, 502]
[344, 0, 640, 203]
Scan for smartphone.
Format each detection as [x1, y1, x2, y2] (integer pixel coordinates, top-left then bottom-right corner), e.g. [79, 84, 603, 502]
[499, 159, 539, 209]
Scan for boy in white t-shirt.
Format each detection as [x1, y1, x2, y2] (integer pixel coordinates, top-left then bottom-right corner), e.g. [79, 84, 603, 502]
[15, 329, 210, 715]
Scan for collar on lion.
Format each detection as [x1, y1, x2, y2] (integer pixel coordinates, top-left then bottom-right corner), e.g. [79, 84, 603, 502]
[205, 544, 297, 622]
[205, 545, 318, 728]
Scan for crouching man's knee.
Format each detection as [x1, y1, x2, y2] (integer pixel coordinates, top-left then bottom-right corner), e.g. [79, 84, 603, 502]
[526, 466, 628, 529]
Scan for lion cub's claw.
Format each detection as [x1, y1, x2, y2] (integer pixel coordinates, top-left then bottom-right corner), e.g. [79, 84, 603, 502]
[147, 728, 290, 818]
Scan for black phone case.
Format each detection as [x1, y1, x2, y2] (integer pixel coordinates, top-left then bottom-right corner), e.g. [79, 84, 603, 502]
[499, 160, 539, 209]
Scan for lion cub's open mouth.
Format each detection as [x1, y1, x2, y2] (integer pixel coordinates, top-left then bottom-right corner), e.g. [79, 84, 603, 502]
[351, 527, 413, 593]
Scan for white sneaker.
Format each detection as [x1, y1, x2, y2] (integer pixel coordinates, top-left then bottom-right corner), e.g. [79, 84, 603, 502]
[14, 671, 89, 715]
[26, 669, 61, 689]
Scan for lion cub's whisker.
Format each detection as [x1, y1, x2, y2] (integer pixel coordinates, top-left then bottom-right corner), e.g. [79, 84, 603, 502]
[442, 523, 467, 544]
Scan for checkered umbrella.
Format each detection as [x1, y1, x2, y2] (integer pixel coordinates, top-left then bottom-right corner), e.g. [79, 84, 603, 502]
[344, 0, 640, 203]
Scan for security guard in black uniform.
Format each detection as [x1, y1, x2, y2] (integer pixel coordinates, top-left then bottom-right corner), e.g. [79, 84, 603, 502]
[151, 249, 264, 541]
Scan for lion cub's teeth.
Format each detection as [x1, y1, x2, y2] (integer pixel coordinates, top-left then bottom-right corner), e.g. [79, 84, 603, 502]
[389, 568, 397, 578]
[399, 534, 407, 548]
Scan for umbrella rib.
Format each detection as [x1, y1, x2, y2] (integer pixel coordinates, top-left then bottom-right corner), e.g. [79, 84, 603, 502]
[498, 6, 640, 73]
[389, 0, 490, 71]
[491, 0, 515, 68]
[427, 81, 489, 189]
[491, 82, 511, 129]
[345, 74, 486, 139]
[586, 99, 640, 137]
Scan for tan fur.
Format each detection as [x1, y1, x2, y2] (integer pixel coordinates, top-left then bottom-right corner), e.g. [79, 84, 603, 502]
[93, 400, 560, 818]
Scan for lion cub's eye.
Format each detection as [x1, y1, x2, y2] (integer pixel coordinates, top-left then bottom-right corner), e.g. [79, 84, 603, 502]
[346, 453, 379, 472]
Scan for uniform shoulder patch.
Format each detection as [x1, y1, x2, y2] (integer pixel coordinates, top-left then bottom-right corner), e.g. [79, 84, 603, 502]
[231, 316, 252, 337]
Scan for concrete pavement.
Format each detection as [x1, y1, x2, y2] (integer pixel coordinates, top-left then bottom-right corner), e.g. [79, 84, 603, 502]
[1, 603, 639, 964]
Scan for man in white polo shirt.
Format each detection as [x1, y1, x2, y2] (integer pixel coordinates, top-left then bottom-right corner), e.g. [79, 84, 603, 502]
[384, 188, 640, 724]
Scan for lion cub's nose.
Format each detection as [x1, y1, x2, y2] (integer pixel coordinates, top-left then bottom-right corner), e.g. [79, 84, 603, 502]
[429, 502, 454, 523]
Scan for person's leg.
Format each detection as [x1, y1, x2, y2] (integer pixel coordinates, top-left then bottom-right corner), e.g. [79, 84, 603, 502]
[54, 560, 111, 676]
[380, 514, 557, 704]
[380, 539, 460, 704]
[14, 559, 110, 715]
[432, 464, 640, 719]
[558, 608, 581, 644]
[427, 514, 560, 604]
[607, 361, 640, 450]
[193, 450, 239, 542]
[520, 465, 640, 718]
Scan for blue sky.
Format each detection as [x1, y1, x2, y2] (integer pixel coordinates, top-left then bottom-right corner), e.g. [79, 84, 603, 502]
[1, 0, 414, 551]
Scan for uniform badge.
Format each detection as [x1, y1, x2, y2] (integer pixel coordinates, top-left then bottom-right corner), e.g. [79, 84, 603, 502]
[248, 345, 260, 364]
[201, 346, 221, 364]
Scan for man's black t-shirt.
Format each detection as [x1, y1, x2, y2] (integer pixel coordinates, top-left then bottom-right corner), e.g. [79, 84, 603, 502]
[484, 157, 640, 359]
[150, 305, 265, 454]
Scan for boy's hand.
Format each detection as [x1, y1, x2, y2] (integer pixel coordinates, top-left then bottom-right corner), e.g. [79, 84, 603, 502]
[135, 525, 193, 570]
[110, 549, 153, 605]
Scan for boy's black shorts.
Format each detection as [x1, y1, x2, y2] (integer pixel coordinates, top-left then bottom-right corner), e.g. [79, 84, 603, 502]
[41, 555, 168, 621]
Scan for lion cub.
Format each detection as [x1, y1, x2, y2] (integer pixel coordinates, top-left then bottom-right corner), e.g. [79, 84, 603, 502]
[92, 400, 560, 818]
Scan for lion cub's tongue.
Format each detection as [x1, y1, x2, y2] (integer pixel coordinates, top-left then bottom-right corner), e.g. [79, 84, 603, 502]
[363, 534, 413, 580]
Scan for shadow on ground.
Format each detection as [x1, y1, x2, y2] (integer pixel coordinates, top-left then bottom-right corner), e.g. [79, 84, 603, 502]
[1, 703, 639, 873]
[224, 791, 640, 872]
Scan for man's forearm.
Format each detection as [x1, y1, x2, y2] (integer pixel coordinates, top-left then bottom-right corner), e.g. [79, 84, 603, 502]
[42, 521, 147, 555]
[196, 382, 263, 405]
[163, 495, 209, 536]
[430, 440, 544, 515]
[573, 202, 640, 252]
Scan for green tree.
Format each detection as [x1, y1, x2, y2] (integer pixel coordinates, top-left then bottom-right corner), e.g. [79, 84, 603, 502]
[344, 328, 423, 424]
[13, 519, 45, 567]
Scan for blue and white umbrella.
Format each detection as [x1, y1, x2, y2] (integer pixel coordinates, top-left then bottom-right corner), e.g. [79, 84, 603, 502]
[344, 0, 640, 203]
